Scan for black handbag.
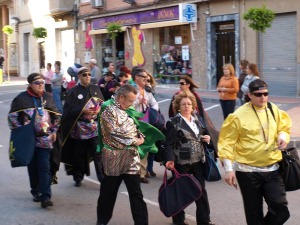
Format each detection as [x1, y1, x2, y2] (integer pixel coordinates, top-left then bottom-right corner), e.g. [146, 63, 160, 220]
[203, 146, 222, 182]
[9, 111, 36, 167]
[280, 147, 300, 192]
[158, 168, 202, 217]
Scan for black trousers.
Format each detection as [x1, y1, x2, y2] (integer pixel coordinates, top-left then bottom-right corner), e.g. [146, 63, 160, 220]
[172, 162, 211, 225]
[65, 137, 103, 182]
[97, 174, 148, 225]
[236, 170, 290, 225]
[219, 99, 236, 120]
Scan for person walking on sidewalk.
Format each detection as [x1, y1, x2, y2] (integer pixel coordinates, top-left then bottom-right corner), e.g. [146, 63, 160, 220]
[241, 63, 260, 103]
[218, 79, 291, 225]
[237, 59, 249, 105]
[217, 63, 239, 119]
[8, 73, 61, 208]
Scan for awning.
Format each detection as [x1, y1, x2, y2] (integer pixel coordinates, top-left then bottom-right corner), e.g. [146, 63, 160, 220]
[89, 26, 130, 35]
[139, 20, 189, 29]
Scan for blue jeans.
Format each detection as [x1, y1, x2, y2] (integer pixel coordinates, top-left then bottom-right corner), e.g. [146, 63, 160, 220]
[52, 87, 63, 113]
[27, 147, 52, 201]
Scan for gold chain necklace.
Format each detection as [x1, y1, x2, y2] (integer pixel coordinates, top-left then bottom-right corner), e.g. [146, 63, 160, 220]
[251, 104, 270, 144]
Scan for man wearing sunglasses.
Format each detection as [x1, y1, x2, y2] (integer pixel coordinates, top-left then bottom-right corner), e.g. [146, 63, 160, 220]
[60, 67, 104, 187]
[8, 73, 61, 208]
[218, 79, 292, 225]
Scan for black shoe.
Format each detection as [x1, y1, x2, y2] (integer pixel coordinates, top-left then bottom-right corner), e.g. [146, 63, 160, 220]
[140, 177, 149, 184]
[74, 180, 82, 187]
[96, 222, 107, 225]
[32, 194, 41, 202]
[173, 221, 189, 225]
[149, 171, 157, 177]
[41, 199, 53, 208]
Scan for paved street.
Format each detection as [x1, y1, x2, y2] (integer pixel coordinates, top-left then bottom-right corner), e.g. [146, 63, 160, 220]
[0, 80, 300, 225]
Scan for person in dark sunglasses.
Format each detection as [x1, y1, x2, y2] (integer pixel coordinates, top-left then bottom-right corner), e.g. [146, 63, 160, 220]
[60, 67, 105, 187]
[218, 79, 292, 225]
[8, 73, 61, 208]
[168, 75, 219, 153]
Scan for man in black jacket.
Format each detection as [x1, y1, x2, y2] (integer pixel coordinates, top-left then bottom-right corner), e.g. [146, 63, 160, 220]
[60, 67, 104, 187]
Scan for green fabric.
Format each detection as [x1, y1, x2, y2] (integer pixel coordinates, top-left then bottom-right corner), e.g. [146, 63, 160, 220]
[97, 99, 165, 159]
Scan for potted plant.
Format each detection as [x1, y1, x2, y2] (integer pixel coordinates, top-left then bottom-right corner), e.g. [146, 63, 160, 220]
[2, 25, 14, 82]
[107, 23, 123, 68]
[32, 27, 48, 41]
[243, 5, 275, 33]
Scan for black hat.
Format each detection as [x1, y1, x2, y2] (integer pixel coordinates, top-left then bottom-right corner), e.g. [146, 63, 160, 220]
[27, 73, 43, 84]
[249, 79, 268, 93]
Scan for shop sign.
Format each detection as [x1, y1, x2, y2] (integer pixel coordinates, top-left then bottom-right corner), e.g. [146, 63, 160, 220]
[92, 6, 179, 29]
[182, 45, 190, 61]
[179, 3, 197, 23]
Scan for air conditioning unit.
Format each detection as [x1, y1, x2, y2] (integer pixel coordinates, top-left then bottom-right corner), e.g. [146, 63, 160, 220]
[91, 0, 103, 8]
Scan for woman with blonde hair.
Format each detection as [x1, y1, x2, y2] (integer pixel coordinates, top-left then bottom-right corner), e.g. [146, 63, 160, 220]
[217, 63, 239, 119]
[168, 75, 219, 159]
[164, 91, 216, 225]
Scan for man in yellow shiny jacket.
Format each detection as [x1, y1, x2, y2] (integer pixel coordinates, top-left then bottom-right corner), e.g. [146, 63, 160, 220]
[218, 79, 291, 225]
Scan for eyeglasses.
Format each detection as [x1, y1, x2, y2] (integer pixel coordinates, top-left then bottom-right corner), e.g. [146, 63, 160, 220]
[179, 82, 187, 85]
[252, 92, 269, 97]
[32, 81, 45, 85]
[82, 72, 91, 77]
[137, 74, 147, 78]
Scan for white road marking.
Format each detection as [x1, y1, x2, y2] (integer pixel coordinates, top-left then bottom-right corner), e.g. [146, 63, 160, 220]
[121, 191, 196, 222]
[0, 99, 13, 103]
[157, 99, 171, 104]
[83, 177, 197, 222]
[84, 176, 100, 185]
[0, 145, 3, 147]
[204, 104, 219, 111]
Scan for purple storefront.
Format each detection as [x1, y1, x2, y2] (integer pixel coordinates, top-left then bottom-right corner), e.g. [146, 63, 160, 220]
[89, 5, 194, 81]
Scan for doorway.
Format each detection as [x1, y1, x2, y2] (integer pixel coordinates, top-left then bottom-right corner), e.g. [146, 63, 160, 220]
[206, 14, 239, 90]
[215, 22, 235, 84]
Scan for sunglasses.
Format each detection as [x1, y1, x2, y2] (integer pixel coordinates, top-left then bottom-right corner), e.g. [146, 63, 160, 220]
[82, 72, 91, 77]
[179, 82, 187, 85]
[32, 81, 45, 85]
[137, 74, 147, 78]
[252, 92, 269, 97]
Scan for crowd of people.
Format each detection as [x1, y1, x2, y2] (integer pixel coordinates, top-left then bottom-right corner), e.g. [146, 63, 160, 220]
[7, 58, 293, 225]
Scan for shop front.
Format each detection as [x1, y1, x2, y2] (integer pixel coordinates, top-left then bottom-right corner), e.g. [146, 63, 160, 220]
[90, 3, 197, 81]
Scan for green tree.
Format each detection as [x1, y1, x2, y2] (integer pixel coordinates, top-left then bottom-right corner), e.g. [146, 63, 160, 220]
[243, 5, 275, 33]
[107, 23, 123, 69]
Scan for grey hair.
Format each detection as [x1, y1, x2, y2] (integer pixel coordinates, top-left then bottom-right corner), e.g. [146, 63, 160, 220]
[115, 84, 137, 99]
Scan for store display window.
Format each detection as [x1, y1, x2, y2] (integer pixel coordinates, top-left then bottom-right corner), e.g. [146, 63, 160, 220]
[101, 33, 125, 74]
[153, 25, 192, 83]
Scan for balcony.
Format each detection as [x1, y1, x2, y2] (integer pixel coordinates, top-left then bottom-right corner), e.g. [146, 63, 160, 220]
[49, 0, 74, 16]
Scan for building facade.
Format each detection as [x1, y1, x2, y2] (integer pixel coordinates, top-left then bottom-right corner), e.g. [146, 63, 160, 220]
[1, 0, 299, 97]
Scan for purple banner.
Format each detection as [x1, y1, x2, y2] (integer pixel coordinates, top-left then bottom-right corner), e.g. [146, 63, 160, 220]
[92, 6, 179, 30]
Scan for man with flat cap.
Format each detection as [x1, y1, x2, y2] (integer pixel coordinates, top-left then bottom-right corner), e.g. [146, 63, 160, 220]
[8, 73, 61, 208]
[218, 79, 292, 225]
[89, 58, 101, 85]
[60, 67, 104, 187]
